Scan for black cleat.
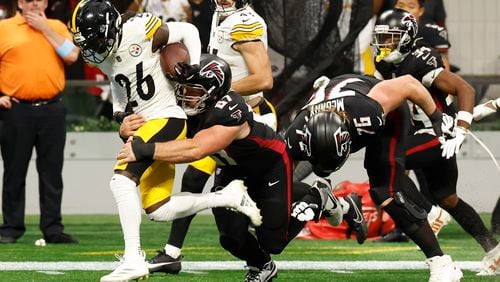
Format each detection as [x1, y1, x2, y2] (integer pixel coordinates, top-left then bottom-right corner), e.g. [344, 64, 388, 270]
[374, 228, 409, 243]
[45, 232, 78, 244]
[244, 260, 278, 282]
[344, 193, 367, 244]
[147, 250, 182, 274]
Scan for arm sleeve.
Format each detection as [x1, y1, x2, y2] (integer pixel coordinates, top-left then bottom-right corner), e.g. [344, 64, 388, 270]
[110, 81, 128, 113]
[166, 22, 201, 64]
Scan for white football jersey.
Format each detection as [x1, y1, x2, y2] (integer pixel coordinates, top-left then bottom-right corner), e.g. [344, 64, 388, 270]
[98, 13, 186, 121]
[208, 6, 268, 102]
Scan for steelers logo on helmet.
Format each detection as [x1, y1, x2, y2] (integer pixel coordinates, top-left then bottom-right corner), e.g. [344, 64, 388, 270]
[175, 54, 232, 116]
[70, 0, 122, 64]
[304, 111, 352, 177]
[372, 8, 418, 64]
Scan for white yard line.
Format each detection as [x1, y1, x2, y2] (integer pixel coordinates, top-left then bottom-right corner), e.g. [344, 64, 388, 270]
[0, 261, 482, 271]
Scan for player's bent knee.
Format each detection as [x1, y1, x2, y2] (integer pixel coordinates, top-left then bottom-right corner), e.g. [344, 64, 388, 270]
[383, 192, 427, 235]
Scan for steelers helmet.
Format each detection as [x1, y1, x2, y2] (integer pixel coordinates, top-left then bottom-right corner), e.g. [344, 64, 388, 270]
[303, 111, 352, 177]
[175, 54, 232, 116]
[210, 0, 250, 17]
[372, 9, 418, 64]
[70, 0, 121, 64]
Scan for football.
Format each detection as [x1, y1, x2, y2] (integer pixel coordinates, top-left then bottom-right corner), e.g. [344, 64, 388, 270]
[160, 42, 191, 77]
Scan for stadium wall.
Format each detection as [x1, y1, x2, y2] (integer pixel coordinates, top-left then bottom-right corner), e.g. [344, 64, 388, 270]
[0, 131, 497, 215]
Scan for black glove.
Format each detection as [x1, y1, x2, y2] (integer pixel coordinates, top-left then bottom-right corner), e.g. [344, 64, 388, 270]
[169, 62, 202, 84]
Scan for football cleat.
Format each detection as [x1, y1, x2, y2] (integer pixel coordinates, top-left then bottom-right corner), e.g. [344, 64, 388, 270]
[147, 249, 182, 274]
[244, 260, 278, 282]
[373, 228, 409, 243]
[428, 206, 451, 237]
[344, 193, 367, 244]
[222, 179, 262, 226]
[477, 243, 500, 276]
[310, 178, 343, 226]
[100, 251, 149, 282]
[426, 255, 463, 282]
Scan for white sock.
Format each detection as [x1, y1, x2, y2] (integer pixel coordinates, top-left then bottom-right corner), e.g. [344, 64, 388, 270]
[164, 244, 181, 259]
[109, 174, 142, 260]
[339, 197, 350, 214]
[147, 191, 232, 221]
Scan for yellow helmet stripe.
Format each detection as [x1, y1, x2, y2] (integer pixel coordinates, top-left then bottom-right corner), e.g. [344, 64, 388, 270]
[71, 0, 86, 33]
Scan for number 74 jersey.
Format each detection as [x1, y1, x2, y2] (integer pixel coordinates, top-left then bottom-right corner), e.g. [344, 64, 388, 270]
[96, 13, 186, 121]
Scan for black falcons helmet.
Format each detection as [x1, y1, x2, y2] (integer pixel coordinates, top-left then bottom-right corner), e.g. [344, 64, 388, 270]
[303, 111, 351, 177]
[70, 0, 121, 64]
[372, 9, 418, 63]
[175, 54, 232, 116]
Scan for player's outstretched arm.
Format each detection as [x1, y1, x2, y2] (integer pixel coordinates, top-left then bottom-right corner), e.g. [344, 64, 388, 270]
[473, 98, 500, 121]
[368, 75, 438, 116]
[117, 123, 250, 164]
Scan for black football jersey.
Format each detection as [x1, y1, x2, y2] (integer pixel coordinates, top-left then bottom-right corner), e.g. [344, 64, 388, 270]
[375, 45, 455, 133]
[288, 74, 385, 156]
[417, 23, 450, 52]
[189, 91, 287, 173]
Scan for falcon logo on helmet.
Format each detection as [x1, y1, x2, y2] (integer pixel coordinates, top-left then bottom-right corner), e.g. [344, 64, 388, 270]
[200, 61, 225, 87]
[372, 8, 418, 64]
[334, 127, 351, 157]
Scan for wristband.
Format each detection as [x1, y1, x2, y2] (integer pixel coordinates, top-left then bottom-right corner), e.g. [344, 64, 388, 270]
[428, 108, 442, 122]
[456, 111, 473, 125]
[132, 142, 155, 161]
[56, 39, 75, 58]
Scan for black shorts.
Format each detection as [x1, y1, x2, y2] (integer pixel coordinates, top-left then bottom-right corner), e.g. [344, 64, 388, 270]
[405, 133, 458, 200]
[212, 159, 293, 254]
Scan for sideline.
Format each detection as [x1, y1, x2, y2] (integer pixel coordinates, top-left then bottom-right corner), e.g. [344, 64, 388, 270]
[0, 261, 482, 271]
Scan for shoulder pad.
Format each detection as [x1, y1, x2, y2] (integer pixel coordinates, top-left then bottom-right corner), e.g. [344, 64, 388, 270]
[205, 92, 250, 127]
[227, 12, 265, 42]
[125, 13, 162, 41]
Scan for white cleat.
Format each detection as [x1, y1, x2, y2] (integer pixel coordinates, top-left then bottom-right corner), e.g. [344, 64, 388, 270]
[222, 179, 262, 226]
[428, 206, 451, 237]
[100, 252, 149, 282]
[426, 255, 463, 282]
[477, 243, 500, 276]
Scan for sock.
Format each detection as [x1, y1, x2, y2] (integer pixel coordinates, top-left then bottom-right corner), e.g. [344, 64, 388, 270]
[109, 174, 142, 260]
[148, 190, 234, 221]
[339, 197, 350, 214]
[164, 244, 181, 259]
[167, 166, 212, 248]
[446, 198, 499, 252]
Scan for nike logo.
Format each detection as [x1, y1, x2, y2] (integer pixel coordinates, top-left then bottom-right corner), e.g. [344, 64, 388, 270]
[147, 261, 179, 270]
[285, 138, 292, 149]
[348, 197, 364, 223]
[229, 104, 238, 111]
[268, 180, 279, 187]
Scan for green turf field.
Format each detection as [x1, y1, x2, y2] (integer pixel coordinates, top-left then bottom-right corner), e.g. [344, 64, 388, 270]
[0, 214, 498, 281]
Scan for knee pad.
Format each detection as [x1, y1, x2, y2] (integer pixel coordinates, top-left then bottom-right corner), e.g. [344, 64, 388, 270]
[383, 192, 427, 235]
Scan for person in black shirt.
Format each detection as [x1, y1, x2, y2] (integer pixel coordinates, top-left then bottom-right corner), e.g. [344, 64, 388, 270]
[283, 73, 463, 281]
[117, 54, 364, 281]
[373, 9, 499, 276]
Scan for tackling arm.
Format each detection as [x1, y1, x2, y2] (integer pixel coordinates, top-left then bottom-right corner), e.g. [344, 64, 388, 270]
[117, 122, 251, 164]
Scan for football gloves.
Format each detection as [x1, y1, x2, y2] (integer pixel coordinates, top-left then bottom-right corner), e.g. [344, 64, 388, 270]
[169, 62, 202, 84]
[440, 126, 469, 159]
[473, 98, 500, 121]
[291, 201, 318, 222]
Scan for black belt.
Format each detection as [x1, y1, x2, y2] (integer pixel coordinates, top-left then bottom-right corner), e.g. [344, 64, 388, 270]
[17, 96, 61, 106]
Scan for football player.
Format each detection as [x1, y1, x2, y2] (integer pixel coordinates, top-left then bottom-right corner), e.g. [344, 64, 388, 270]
[283, 74, 463, 281]
[118, 54, 356, 281]
[71, 1, 262, 281]
[145, 0, 277, 274]
[373, 9, 500, 276]
[395, 0, 451, 70]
